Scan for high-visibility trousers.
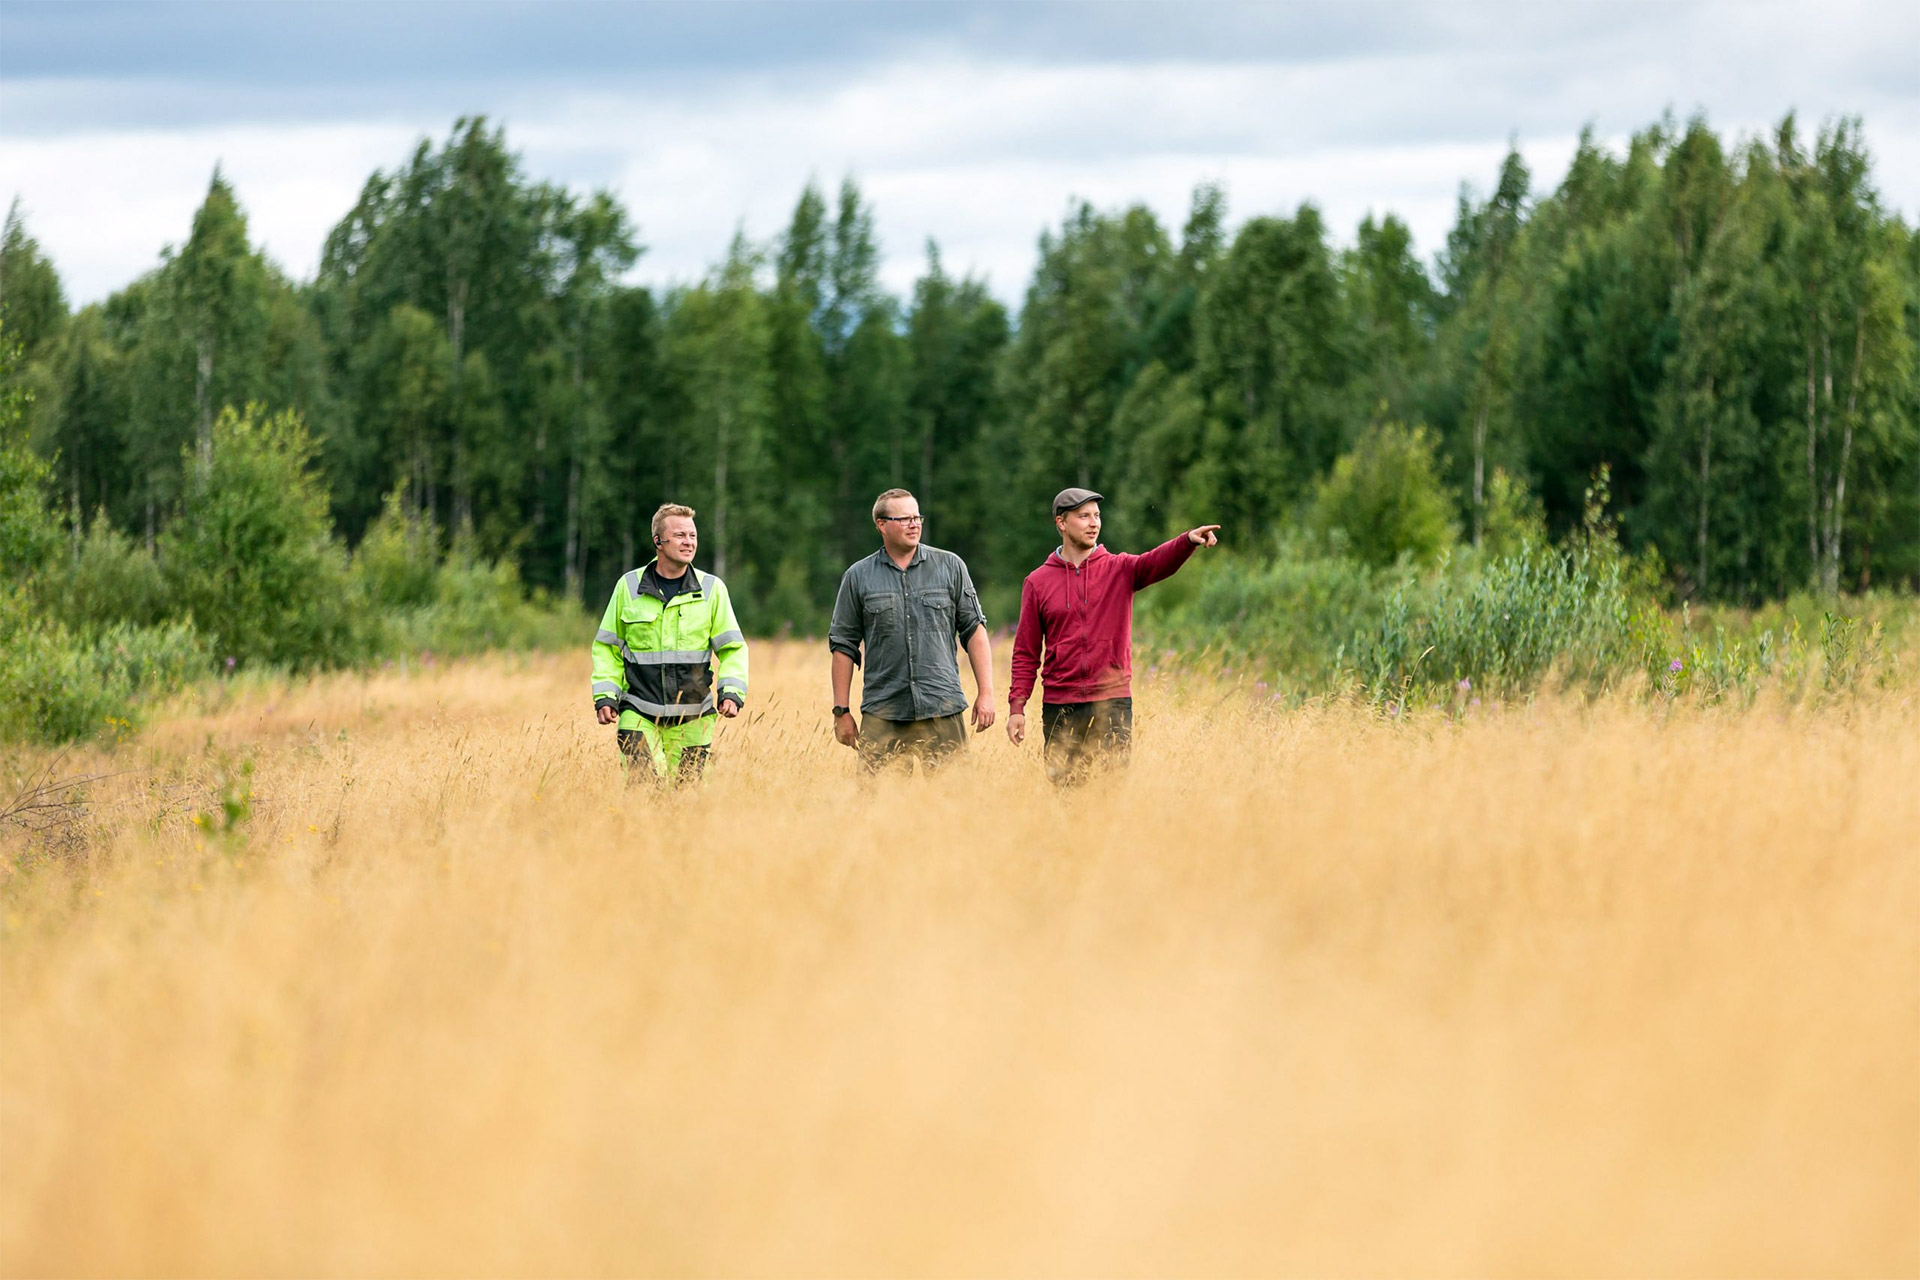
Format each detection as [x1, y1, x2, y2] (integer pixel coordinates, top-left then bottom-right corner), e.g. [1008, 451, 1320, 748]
[616, 710, 717, 783]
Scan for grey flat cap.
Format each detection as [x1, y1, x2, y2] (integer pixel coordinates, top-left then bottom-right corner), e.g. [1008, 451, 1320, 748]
[1052, 487, 1104, 516]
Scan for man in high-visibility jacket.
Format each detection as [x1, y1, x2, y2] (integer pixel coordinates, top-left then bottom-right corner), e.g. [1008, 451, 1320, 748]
[592, 503, 748, 783]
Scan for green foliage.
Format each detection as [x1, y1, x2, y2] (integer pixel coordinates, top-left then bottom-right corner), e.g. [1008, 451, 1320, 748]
[1479, 467, 1547, 558]
[1193, 205, 1351, 533]
[1139, 541, 1657, 703]
[1144, 540, 1914, 711]
[191, 749, 256, 850]
[1353, 545, 1645, 701]
[48, 516, 173, 631]
[351, 489, 441, 610]
[1135, 547, 1401, 691]
[352, 493, 581, 657]
[0, 107, 1914, 701]
[373, 543, 576, 659]
[0, 587, 204, 745]
[1309, 421, 1458, 568]
[0, 201, 68, 358]
[0, 323, 62, 584]
[160, 404, 362, 670]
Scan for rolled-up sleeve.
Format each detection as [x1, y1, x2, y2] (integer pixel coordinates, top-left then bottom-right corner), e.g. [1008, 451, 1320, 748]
[828, 568, 863, 664]
[953, 556, 986, 645]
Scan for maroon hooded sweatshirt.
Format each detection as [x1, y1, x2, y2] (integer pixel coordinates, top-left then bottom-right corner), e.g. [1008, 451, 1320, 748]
[1009, 534, 1197, 713]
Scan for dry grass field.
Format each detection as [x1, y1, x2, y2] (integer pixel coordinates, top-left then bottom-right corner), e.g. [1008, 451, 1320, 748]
[2, 640, 1916, 1278]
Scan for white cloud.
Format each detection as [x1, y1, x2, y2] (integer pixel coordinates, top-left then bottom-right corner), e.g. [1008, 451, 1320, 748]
[5, 36, 1917, 310]
[2, 120, 420, 294]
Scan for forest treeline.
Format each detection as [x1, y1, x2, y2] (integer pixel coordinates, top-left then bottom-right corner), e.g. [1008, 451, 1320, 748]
[2, 110, 1917, 634]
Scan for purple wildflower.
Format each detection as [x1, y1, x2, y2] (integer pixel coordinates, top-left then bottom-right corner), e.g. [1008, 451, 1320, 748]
[1668, 658, 1684, 673]
[1457, 678, 1471, 694]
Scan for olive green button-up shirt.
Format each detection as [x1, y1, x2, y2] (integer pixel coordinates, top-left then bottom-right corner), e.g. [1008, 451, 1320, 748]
[829, 544, 987, 722]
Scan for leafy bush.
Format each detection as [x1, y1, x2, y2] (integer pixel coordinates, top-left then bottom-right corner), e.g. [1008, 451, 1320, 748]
[1142, 539, 1664, 704]
[1479, 467, 1547, 558]
[1308, 421, 1457, 568]
[351, 490, 440, 611]
[48, 517, 174, 631]
[1136, 547, 1400, 690]
[0, 588, 204, 744]
[0, 323, 61, 586]
[364, 533, 581, 659]
[1, 402, 584, 744]
[160, 404, 366, 670]
[1352, 544, 1648, 701]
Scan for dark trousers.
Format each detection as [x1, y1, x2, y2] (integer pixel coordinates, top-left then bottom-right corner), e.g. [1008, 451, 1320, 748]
[1040, 697, 1133, 786]
[857, 712, 968, 774]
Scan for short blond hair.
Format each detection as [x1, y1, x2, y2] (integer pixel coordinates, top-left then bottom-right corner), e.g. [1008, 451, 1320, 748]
[872, 488, 914, 523]
[651, 503, 696, 542]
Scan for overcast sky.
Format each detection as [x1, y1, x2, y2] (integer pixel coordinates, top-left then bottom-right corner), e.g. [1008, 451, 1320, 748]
[4, 0, 1917, 307]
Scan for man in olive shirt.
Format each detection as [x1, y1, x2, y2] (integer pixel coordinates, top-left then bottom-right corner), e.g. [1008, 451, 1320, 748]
[829, 488, 996, 772]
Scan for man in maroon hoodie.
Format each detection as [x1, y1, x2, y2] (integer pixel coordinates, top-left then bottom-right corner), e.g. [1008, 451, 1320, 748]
[1007, 488, 1220, 784]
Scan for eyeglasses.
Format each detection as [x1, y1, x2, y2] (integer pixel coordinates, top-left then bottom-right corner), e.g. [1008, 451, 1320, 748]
[879, 515, 926, 526]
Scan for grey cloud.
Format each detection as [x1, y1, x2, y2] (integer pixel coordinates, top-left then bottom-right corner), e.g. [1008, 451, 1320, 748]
[5, 0, 1914, 307]
[4, 0, 1430, 84]
[0, 0, 1633, 135]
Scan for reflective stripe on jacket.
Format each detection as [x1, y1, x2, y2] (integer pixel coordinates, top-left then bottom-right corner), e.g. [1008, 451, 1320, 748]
[591, 564, 749, 723]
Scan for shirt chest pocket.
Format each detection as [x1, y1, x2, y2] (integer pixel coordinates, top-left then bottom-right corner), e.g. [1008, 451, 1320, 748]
[912, 589, 954, 634]
[865, 594, 901, 639]
[619, 598, 666, 649]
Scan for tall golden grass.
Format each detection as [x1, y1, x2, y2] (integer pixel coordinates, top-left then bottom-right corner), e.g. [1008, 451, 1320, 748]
[2, 642, 1916, 1277]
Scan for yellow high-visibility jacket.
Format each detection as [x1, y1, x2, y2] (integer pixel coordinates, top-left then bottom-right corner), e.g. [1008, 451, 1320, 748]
[591, 563, 748, 721]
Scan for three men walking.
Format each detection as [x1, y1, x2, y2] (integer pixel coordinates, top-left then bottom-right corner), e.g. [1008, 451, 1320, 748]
[590, 488, 1215, 785]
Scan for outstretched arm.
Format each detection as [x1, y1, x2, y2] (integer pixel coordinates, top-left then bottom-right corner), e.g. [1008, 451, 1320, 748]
[1130, 525, 1221, 589]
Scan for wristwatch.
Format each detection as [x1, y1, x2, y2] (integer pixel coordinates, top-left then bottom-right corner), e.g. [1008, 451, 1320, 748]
[831, 705, 851, 717]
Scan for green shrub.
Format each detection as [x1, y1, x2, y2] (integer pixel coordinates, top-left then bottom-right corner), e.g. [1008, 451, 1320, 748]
[1136, 547, 1400, 691]
[49, 516, 174, 631]
[160, 404, 365, 670]
[367, 542, 581, 659]
[351, 490, 440, 611]
[1479, 467, 1547, 558]
[0, 587, 204, 744]
[1309, 421, 1457, 568]
[1353, 544, 1644, 701]
[1142, 538, 1675, 705]
[0, 322, 61, 586]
